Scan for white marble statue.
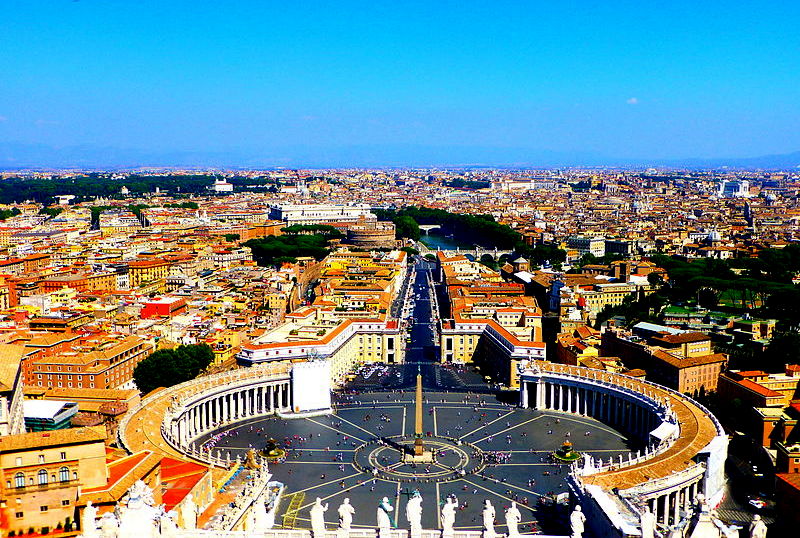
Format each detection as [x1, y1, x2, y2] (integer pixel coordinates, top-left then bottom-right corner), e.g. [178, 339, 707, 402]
[338, 498, 355, 533]
[570, 505, 586, 538]
[82, 501, 99, 538]
[117, 480, 158, 538]
[159, 511, 179, 538]
[640, 505, 656, 538]
[377, 497, 394, 537]
[482, 499, 496, 538]
[505, 501, 522, 538]
[179, 493, 197, 530]
[406, 490, 423, 537]
[250, 496, 269, 533]
[749, 515, 767, 538]
[441, 496, 457, 537]
[310, 497, 329, 538]
[98, 513, 119, 538]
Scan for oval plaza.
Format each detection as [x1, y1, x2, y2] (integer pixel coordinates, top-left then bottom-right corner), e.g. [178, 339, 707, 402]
[121, 358, 726, 538]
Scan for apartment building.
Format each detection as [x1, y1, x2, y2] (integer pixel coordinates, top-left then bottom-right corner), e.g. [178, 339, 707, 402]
[718, 366, 800, 448]
[0, 426, 108, 536]
[0, 344, 27, 436]
[25, 336, 154, 390]
[601, 325, 727, 396]
[437, 252, 545, 387]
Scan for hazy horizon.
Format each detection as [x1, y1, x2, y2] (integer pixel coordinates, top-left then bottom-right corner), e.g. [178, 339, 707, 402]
[2, 1, 800, 168]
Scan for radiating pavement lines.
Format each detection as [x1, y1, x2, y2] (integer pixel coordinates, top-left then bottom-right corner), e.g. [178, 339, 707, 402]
[436, 482, 441, 524]
[290, 471, 365, 497]
[393, 482, 401, 527]
[550, 413, 627, 440]
[296, 475, 375, 510]
[332, 412, 385, 438]
[460, 410, 515, 438]
[305, 417, 367, 443]
[474, 416, 544, 444]
[462, 476, 543, 501]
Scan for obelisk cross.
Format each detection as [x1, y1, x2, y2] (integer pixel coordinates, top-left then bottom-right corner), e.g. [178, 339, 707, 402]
[414, 367, 424, 456]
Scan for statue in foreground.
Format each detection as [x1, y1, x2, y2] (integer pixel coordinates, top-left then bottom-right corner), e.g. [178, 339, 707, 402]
[505, 501, 521, 538]
[406, 490, 423, 538]
[338, 498, 355, 536]
[570, 505, 586, 538]
[310, 497, 329, 538]
[749, 514, 767, 538]
[377, 497, 394, 538]
[482, 499, 496, 538]
[441, 496, 457, 538]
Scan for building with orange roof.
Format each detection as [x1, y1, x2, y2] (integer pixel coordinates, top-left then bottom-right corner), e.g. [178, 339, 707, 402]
[25, 335, 154, 391]
[438, 253, 545, 387]
[718, 365, 800, 447]
[601, 325, 727, 396]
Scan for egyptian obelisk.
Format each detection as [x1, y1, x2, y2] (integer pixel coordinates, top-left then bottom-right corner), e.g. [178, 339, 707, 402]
[414, 369, 424, 455]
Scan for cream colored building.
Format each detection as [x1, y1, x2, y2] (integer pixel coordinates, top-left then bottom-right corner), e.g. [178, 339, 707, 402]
[0, 426, 108, 536]
[0, 344, 27, 436]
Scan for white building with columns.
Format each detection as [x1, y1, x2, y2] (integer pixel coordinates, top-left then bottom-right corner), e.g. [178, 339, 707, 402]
[518, 360, 728, 538]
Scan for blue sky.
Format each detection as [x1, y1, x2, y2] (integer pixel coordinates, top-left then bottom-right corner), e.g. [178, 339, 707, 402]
[1, 1, 799, 165]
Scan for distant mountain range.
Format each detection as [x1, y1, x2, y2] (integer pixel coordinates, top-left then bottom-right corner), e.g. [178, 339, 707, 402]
[1, 141, 800, 170]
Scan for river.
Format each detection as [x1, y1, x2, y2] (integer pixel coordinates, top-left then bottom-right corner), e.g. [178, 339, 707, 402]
[418, 230, 472, 250]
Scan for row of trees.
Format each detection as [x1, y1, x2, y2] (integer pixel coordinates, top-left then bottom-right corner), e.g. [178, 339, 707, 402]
[374, 207, 522, 249]
[0, 174, 288, 204]
[445, 178, 491, 190]
[594, 248, 800, 372]
[132, 344, 214, 395]
[0, 207, 21, 220]
[374, 206, 567, 267]
[244, 225, 343, 266]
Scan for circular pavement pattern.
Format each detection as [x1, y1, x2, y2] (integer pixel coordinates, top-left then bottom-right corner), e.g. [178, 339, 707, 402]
[353, 435, 485, 483]
[198, 386, 635, 534]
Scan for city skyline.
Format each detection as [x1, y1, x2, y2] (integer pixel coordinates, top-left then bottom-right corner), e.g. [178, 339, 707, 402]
[2, 1, 800, 168]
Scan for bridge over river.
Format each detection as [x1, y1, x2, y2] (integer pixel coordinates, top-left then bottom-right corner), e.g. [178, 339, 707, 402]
[416, 241, 515, 259]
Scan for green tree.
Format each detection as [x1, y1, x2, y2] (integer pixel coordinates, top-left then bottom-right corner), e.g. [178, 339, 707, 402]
[223, 233, 241, 242]
[39, 206, 64, 217]
[479, 254, 498, 270]
[762, 331, 800, 373]
[0, 207, 21, 220]
[133, 344, 214, 394]
[394, 215, 420, 240]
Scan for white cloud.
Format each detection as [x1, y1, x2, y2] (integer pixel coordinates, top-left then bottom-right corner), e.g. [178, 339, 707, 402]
[626, 97, 639, 105]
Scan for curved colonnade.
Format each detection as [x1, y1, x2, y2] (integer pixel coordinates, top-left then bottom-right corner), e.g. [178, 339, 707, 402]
[518, 361, 727, 537]
[120, 359, 726, 538]
[118, 363, 294, 466]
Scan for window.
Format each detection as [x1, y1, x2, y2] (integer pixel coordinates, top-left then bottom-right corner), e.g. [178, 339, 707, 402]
[14, 473, 24, 488]
[15, 457, 22, 466]
[40, 506, 48, 512]
[60, 452, 66, 461]
[59, 467, 69, 482]
[15, 512, 23, 519]
[39, 455, 45, 463]
[38, 469, 48, 486]
[62, 500, 70, 506]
